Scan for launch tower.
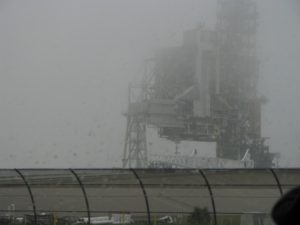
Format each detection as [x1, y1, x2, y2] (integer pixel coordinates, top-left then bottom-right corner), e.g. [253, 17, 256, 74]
[123, 0, 274, 168]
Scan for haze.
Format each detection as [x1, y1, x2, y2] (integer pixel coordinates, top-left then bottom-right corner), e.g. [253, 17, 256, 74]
[0, 0, 299, 167]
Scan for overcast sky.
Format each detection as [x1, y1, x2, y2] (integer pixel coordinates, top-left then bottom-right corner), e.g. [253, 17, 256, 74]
[0, 0, 299, 168]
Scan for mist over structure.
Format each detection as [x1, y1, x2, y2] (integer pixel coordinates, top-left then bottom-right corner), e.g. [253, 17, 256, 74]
[0, 0, 299, 167]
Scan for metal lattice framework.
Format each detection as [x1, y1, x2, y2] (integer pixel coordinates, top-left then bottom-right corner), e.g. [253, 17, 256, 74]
[123, 0, 274, 168]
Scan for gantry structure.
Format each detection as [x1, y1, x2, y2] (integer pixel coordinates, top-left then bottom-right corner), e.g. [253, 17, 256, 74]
[123, 0, 274, 168]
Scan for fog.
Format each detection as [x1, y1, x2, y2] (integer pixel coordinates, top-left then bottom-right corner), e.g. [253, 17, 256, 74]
[0, 0, 299, 168]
